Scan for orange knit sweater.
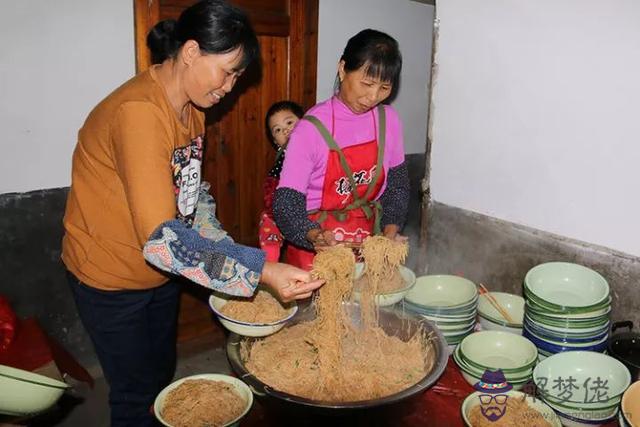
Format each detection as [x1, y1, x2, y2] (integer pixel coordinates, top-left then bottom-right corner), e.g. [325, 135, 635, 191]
[62, 66, 205, 290]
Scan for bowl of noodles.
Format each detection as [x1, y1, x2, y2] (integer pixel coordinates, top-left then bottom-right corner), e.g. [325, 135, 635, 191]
[209, 289, 297, 337]
[352, 263, 416, 306]
[461, 390, 561, 427]
[154, 373, 253, 427]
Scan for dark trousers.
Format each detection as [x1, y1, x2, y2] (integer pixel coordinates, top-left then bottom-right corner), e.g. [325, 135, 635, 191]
[67, 272, 179, 427]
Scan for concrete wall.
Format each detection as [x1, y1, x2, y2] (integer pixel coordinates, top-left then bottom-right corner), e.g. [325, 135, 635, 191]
[430, 0, 640, 257]
[317, 0, 434, 154]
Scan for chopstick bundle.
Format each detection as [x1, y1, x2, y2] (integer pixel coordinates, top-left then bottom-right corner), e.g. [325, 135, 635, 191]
[478, 283, 515, 324]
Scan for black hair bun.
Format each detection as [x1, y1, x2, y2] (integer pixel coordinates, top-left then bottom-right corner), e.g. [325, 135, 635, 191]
[146, 19, 180, 64]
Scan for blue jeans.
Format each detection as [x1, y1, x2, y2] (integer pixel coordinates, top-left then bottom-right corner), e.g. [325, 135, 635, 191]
[68, 272, 179, 427]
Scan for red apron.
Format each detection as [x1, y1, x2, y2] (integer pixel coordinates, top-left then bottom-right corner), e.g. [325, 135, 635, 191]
[286, 104, 387, 270]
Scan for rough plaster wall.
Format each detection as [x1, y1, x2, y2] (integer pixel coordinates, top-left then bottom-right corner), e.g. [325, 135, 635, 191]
[429, 0, 640, 257]
[0, 0, 135, 193]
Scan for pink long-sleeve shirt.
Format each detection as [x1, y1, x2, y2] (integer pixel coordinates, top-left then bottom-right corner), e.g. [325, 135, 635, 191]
[277, 96, 405, 211]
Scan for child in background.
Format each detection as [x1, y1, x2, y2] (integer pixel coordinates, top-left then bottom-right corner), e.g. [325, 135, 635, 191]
[259, 101, 305, 261]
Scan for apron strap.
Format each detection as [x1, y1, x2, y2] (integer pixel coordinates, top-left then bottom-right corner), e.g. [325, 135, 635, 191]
[303, 104, 387, 234]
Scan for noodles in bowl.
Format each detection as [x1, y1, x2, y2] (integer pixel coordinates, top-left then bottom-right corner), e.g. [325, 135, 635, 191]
[209, 289, 297, 337]
[154, 374, 253, 427]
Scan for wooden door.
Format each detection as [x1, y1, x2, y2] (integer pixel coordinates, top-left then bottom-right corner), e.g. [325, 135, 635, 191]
[134, 0, 318, 341]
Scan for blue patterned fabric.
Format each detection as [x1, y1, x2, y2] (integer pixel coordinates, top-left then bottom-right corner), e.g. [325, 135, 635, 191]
[192, 182, 229, 242]
[143, 219, 265, 297]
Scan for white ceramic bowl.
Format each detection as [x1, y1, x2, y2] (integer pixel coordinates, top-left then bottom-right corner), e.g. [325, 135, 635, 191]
[405, 275, 477, 309]
[461, 390, 562, 427]
[459, 331, 538, 371]
[542, 398, 619, 427]
[209, 293, 297, 337]
[154, 374, 253, 427]
[533, 351, 631, 407]
[0, 364, 69, 416]
[477, 292, 524, 326]
[478, 316, 523, 335]
[524, 262, 609, 309]
[454, 346, 534, 382]
[352, 263, 417, 306]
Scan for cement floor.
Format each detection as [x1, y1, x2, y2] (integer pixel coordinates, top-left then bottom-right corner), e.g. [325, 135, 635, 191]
[18, 332, 232, 427]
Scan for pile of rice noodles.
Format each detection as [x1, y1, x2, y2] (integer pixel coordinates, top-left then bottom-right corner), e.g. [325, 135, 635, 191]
[161, 379, 246, 427]
[241, 236, 434, 402]
[219, 289, 289, 323]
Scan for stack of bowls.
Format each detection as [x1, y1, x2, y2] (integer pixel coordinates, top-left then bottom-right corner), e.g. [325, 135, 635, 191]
[523, 262, 611, 360]
[403, 275, 478, 348]
[533, 351, 631, 427]
[477, 292, 524, 335]
[453, 331, 538, 390]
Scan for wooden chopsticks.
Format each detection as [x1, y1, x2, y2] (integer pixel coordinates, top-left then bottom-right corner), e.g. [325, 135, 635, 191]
[478, 283, 515, 324]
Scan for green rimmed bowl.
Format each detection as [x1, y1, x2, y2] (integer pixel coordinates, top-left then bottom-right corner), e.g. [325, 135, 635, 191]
[405, 275, 478, 309]
[477, 316, 523, 335]
[524, 262, 609, 310]
[421, 312, 477, 326]
[435, 319, 476, 332]
[477, 292, 524, 327]
[453, 346, 533, 382]
[458, 331, 538, 373]
[533, 351, 631, 407]
[461, 390, 562, 427]
[542, 397, 620, 425]
[0, 364, 69, 416]
[525, 297, 612, 319]
[525, 290, 612, 317]
[524, 307, 611, 329]
[352, 263, 417, 307]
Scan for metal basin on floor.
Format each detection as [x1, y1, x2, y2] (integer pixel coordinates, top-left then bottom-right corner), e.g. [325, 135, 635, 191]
[226, 302, 448, 412]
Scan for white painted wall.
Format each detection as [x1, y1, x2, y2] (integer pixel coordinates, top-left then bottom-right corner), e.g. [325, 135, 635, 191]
[430, 0, 640, 256]
[317, 0, 434, 154]
[0, 1, 135, 193]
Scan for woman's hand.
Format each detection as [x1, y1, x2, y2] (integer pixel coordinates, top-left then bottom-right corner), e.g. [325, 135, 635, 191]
[260, 262, 325, 302]
[306, 228, 338, 250]
[382, 224, 409, 243]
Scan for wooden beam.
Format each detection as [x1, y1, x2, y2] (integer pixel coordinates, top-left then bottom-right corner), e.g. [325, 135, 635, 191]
[134, 0, 160, 73]
[288, 0, 318, 109]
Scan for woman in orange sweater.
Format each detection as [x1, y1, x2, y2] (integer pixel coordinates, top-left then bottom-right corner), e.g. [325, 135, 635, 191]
[61, 1, 323, 425]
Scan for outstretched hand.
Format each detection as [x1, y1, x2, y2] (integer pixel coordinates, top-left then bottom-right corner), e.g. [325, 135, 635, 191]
[260, 262, 325, 302]
[307, 228, 338, 251]
[382, 224, 409, 243]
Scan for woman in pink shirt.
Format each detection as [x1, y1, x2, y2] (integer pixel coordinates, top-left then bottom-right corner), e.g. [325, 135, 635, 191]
[273, 29, 410, 270]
